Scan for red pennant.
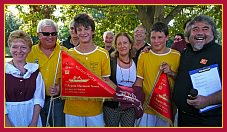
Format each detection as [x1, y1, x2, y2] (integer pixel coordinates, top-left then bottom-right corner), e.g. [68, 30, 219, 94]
[147, 72, 173, 125]
[61, 51, 115, 99]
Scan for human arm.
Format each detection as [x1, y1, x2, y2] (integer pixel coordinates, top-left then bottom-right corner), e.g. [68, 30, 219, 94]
[28, 104, 41, 127]
[103, 77, 117, 89]
[134, 51, 145, 87]
[29, 72, 45, 127]
[133, 77, 143, 87]
[187, 90, 222, 109]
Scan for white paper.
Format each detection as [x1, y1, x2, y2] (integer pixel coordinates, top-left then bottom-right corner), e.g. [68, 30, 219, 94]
[189, 64, 222, 113]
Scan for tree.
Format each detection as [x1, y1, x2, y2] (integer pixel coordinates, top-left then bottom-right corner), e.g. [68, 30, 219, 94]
[5, 8, 22, 57]
[16, 5, 57, 43]
[58, 5, 222, 45]
[5, 4, 222, 47]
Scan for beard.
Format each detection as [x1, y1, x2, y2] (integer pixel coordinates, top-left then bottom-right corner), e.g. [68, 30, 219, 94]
[190, 35, 206, 51]
[192, 42, 204, 51]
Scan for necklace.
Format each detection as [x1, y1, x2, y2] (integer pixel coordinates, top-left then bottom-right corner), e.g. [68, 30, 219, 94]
[120, 67, 130, 83]
[119, 64, 133, 83]
[12, 60, 27, 76]
[119, 57, 130, 64]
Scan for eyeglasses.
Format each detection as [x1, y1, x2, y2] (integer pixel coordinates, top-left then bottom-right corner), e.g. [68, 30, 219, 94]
[40, 32, 58, 36]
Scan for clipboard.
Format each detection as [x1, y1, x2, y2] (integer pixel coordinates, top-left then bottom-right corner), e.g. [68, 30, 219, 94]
[189, 64, 222, 113]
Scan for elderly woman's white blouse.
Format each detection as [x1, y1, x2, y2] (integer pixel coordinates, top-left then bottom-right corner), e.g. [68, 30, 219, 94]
[5, 62, 45, 127]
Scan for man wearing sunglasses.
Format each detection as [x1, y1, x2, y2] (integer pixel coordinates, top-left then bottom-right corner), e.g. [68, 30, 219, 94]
[26, 19, 67, 127]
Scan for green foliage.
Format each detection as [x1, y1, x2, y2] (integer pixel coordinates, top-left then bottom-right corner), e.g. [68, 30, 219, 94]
[15, 5, 57, 43]
[168, 5, 222, 44]
[5, 12, 22, 57]
[91, 5, 140, 47]
[5, 4, 223, 49]
[58, 25, 70, 42]
[58, 5, 140, 47]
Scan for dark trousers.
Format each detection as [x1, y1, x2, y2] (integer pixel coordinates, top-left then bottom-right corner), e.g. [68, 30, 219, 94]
[40, 97, 65, 127]
[178, 107, 222, 127]
[103, 106, 136, 127]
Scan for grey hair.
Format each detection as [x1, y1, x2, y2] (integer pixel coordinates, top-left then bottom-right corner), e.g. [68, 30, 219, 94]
[184, 15, 217, 41]
[134, 25, 147, 33]
[69, 20, 75, 28]
[103, 31, 114, 40]
[37, 19, 58, 32]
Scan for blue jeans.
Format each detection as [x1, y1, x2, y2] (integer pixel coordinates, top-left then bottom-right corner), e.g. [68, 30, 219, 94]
[40, 97, 65, 127]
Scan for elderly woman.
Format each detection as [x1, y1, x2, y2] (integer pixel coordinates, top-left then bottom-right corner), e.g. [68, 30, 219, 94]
[5, 30, 45, 127]
[103, 32, 144, 127]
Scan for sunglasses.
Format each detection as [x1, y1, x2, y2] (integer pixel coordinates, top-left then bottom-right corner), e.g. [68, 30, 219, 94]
[40, 32, 58, 36]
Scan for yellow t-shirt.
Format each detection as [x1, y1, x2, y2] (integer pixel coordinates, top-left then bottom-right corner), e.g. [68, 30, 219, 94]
[64, 46, 111, 116]
[26, 43, 68, 96]
[137, 49, 180, 114]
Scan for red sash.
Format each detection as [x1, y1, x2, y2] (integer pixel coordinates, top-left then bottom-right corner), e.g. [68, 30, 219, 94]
[61, 51, 115, 99]
[147, 71, 173, 125]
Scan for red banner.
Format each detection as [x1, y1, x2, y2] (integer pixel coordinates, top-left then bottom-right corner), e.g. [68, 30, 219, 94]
[61, 51, 115, 99]
[147, 72, 173, 125]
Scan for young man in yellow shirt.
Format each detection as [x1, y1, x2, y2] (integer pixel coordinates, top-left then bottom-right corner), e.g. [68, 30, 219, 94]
[134, 22, 180, 127]
[64, 13, 113, 127]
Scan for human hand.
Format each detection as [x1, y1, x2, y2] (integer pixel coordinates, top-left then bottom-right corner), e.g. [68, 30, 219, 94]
[160, 62, 175, 78]
[187, 95, 208, 109]
[141, 46, 151, 53]
[28, 122, 37, 127]
[48, 84, 60, 96]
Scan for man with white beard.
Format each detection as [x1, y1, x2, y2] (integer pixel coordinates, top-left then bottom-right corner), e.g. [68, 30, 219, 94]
[173, 15, 222, 127]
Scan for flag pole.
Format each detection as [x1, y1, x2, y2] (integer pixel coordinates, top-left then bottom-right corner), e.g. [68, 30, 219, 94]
[145, 69, 173, 126]
[145, 70, 161, 109]
[46, 43, 62, 127]
[143, 70, 161, 127]
[135, 70, 162, 127]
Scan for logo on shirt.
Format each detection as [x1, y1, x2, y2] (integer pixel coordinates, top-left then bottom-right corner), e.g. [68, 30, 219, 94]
[200, 59, 208, 65]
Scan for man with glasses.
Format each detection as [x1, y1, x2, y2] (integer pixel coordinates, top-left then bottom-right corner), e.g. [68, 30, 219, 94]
[63, 20, 79, 49]
[26, 19, 67, 127]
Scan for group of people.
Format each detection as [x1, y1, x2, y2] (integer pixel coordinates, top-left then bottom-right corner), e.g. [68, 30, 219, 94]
[5, 13, 222, 127]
